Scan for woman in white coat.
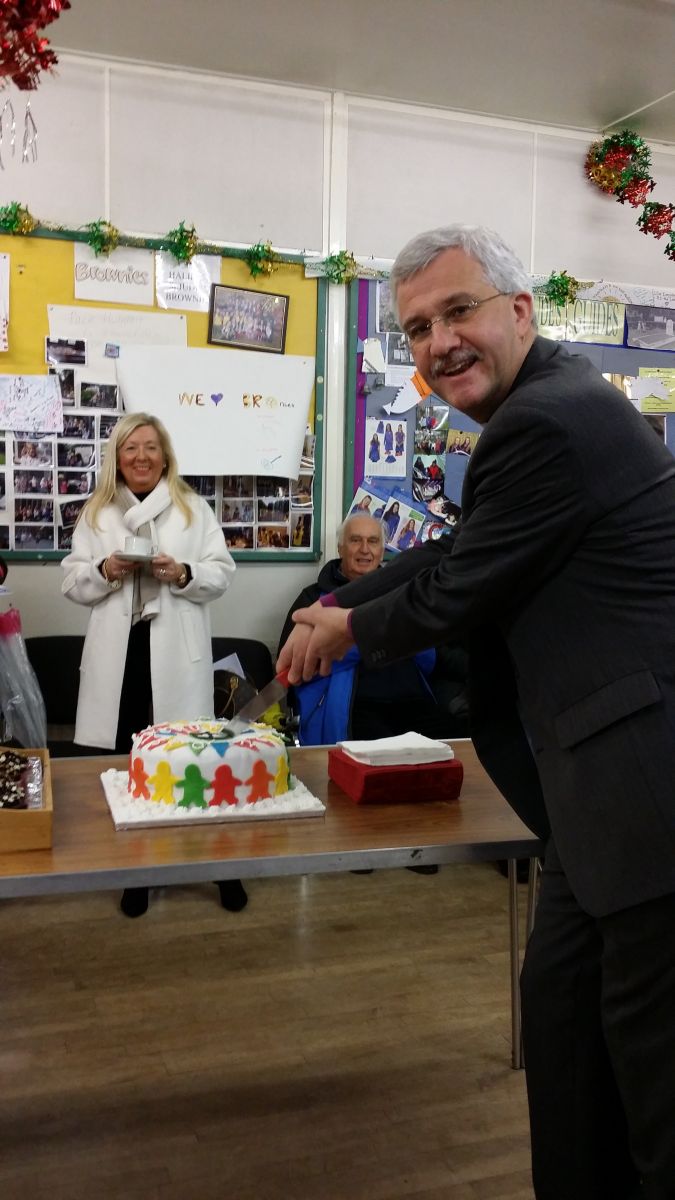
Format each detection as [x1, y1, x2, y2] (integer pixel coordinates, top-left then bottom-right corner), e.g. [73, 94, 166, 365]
[62, 411, 243, 918]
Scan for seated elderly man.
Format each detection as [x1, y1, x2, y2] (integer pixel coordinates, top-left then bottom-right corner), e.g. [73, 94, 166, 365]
[278, 513, 451, 744]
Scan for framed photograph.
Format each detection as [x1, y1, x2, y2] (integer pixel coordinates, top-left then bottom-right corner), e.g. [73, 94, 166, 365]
[208, 284, 289, 354]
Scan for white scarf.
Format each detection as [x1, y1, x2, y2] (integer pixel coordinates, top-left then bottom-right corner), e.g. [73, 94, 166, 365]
[117, 480, 173, 622]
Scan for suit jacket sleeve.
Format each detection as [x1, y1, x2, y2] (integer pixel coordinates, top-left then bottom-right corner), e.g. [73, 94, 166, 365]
[352, 405, 589, 665]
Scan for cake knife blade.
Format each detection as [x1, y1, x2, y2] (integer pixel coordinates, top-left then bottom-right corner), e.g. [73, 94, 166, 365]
[232, 668, 291, 726]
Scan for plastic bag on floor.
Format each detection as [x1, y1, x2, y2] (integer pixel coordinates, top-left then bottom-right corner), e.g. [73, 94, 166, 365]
[0, 608, 47, 748]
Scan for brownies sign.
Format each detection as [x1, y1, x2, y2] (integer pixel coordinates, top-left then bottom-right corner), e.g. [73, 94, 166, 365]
[74, 245, 154, 306]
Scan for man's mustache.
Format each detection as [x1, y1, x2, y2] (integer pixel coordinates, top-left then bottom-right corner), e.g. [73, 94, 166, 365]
[429, 350, 479, 380]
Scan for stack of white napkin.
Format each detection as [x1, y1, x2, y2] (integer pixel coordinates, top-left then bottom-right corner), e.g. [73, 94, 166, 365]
[338, 731, 454, 767]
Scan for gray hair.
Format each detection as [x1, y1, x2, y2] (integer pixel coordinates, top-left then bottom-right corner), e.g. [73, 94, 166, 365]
[337, 513, 385, 551]
[390, 224, 533, 316]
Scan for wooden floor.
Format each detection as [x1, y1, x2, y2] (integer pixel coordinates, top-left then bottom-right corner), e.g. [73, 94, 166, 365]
[0, 864, 534, 1200]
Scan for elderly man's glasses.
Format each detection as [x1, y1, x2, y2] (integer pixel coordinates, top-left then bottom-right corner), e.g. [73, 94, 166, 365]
[404, 292, 508, 347]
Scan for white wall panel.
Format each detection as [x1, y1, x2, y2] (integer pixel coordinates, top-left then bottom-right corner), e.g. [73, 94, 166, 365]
[109, 69, 326, 249]
[0, 62, 105, 224]
[534, 135, 675, 287]
[346, 105, 535, 262]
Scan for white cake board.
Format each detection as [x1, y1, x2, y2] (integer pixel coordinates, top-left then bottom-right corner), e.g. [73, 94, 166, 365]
[101, 769, 325, 831]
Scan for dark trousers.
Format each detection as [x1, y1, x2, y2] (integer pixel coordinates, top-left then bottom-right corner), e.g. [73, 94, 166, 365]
[114, 620, 152, 752]
[521, 841, 675, 1200]
[76, 621, 152, 756]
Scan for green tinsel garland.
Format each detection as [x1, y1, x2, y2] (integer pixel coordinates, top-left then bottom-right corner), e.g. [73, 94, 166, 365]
[85, 219, 120, 257]
[540, 270, 583, 307]
[244, 240, 278, 278]
[322, 250, 359, 285]
[0, 201, 37, 235]
[162, 221, 199, 264]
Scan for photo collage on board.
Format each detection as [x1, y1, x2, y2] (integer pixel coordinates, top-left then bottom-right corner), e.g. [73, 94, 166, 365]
[220, 476, 313, 552]
[0, 356, 316, 555]
[8, 406, 122, 552]
[219, 427, 316, 551]
[0, 335, 125, 551]
[345, 280, 477, 554]
[348, 483, 426, 553]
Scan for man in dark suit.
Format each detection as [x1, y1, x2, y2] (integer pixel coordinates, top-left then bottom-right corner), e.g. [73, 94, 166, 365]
[278, 225, 675, 1200]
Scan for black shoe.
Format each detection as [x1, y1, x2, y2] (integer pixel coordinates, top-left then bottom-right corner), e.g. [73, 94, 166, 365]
[120, 887, 149, 918]
[217, 879, 248, 912]
[406, 864, 439, 875]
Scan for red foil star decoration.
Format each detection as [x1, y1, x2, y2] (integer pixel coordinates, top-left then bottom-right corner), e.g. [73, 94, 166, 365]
[638, 203, 675, 240]
[603, 148, 632, 171]
[618, 177, 655, 208]
[0, 1, 71, 91]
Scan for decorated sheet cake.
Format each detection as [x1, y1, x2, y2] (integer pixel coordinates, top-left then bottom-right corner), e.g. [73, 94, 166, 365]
[101, 719, 324, 829]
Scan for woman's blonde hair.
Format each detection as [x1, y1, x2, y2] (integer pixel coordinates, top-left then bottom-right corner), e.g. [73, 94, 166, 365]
[83, 411, 195, 530]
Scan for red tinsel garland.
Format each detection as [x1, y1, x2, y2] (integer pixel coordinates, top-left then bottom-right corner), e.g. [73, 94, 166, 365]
[0, 1, 70, 91]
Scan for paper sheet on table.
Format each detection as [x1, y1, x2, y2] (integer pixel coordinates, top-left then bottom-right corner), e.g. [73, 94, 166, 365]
[338, 731, 454, 766]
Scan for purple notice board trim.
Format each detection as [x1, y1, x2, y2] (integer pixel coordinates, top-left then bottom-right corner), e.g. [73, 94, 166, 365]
[353, 279, 370, 490]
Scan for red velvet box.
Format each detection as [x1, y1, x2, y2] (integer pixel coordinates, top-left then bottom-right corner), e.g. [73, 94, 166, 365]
[327, 746, 464, 804]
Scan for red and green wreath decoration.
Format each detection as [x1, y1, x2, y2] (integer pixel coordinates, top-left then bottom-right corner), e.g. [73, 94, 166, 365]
[586, 129, 675, 262]
[0, 1, 71, 91]
[585, 130, 654, 205]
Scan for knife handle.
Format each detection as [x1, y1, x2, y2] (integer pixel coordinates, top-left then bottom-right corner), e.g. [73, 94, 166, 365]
[276, 668, 290, 687]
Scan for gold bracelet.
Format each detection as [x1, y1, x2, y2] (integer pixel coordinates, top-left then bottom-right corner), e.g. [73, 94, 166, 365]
[176, 566, 188, 588]
[101, 558, 121, 591]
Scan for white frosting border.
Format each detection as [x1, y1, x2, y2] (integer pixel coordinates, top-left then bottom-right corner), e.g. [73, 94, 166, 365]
[101, 769, 325, 830]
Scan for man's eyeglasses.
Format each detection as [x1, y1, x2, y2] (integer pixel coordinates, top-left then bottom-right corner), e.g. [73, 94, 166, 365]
[404, 292, 508, 347]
